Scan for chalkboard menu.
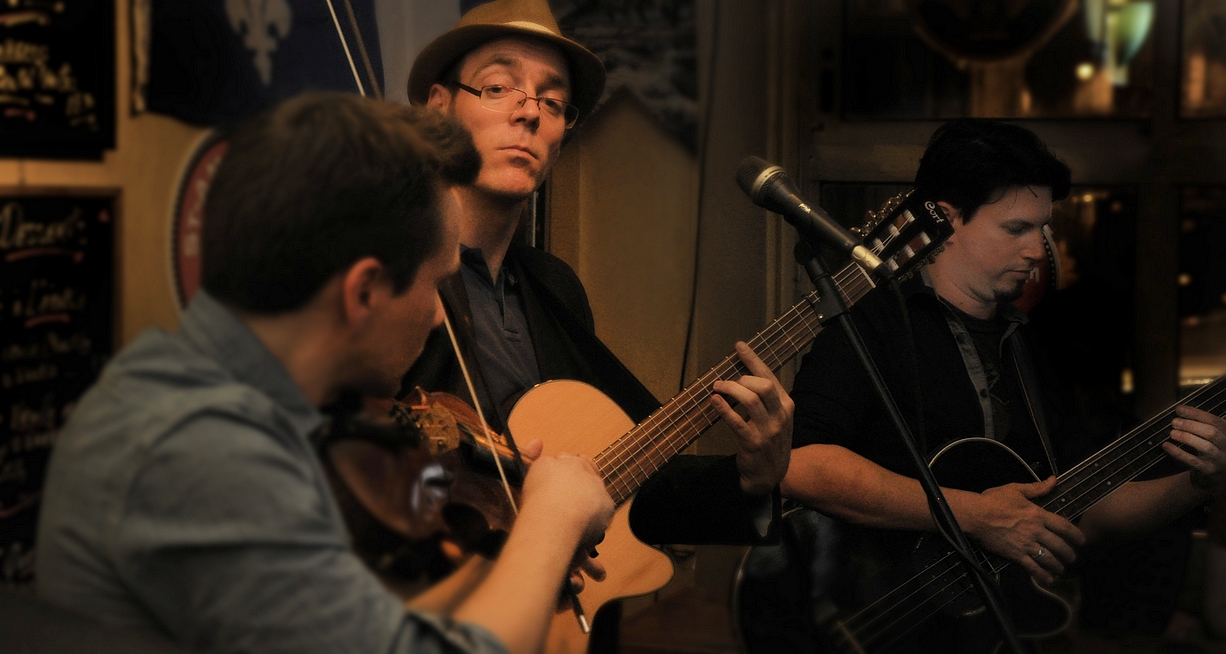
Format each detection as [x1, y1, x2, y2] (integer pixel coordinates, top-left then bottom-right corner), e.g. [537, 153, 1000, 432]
[0, 0, 115, 159]
[0, 190, 116, 587]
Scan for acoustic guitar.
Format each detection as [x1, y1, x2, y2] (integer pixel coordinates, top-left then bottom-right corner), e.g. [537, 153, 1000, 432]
[735, 373, 1226, 654]
[507, 192, 952, 653]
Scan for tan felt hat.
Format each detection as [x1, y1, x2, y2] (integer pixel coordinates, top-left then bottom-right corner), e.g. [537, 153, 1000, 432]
[407, 0, 606, 122]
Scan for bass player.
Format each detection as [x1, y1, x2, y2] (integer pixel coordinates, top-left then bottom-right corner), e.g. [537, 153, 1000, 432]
[782, 118, 1226, 651]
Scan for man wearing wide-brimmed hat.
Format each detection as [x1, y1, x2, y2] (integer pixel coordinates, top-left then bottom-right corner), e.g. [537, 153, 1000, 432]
[400, 0, 792, 640]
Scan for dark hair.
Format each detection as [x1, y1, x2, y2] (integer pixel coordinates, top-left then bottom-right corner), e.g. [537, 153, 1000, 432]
[914, 118, 1071, 221]
[202, 92, 480, 314]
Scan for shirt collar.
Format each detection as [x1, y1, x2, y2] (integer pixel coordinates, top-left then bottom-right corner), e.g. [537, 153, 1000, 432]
[460, 244, 517, 287]
[908, 268, 1028, 325]
[178, 291, 324, 435]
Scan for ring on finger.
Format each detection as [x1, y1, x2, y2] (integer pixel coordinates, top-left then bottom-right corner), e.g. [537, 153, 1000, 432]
[1032, 546, 1046, 560]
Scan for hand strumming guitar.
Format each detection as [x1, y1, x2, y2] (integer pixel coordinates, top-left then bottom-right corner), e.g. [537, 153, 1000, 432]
[947, 477, 1085, 585]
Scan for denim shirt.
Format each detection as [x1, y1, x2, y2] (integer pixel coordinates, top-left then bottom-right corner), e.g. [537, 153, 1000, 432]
[36, 291, 505, 654]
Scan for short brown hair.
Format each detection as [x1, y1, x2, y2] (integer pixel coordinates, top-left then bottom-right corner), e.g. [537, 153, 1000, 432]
[202, 92, 480, 314]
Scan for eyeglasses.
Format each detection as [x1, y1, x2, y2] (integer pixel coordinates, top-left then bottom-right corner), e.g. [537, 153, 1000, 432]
[452, 82, 579, 129]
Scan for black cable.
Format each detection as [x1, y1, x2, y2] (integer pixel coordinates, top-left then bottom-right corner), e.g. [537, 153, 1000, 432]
[888, 275, 1026, 653]
[678, 0, 721, 392]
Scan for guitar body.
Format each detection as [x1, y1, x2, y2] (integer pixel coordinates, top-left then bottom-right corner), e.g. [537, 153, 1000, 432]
[507, 380, 675, 654]
[923, 438, 1072, 645]
[737, 438, 1071, 654]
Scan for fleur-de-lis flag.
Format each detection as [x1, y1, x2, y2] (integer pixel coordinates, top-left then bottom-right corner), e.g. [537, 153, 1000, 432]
[143, 0, 383, 125]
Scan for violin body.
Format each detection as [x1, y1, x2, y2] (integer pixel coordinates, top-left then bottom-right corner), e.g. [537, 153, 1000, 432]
[507, 380, 675, 654]
[321, 391, 527, 590]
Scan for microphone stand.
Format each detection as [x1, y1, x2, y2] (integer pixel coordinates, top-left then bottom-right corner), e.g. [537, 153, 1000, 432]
[795, 245, 1026, 654]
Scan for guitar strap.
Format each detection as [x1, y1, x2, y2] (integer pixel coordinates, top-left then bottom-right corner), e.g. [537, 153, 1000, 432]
[1008, 332, 1060, 476]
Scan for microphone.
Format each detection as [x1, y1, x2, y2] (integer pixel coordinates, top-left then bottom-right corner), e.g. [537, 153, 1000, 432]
[736, 156, 891, 280]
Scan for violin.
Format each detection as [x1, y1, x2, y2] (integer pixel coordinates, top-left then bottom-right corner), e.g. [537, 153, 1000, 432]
[319, 388, 532, 591]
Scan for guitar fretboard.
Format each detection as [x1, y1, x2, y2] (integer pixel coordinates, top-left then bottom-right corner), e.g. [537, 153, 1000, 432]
[1045, 373, 1226, 519]
[592, 264, 875, 505]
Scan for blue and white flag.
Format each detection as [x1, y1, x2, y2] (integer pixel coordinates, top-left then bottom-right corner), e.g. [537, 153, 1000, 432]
[143, 0, 385, 125]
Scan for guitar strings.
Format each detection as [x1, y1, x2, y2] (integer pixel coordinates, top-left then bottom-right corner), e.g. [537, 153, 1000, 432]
[836, 384, 1226, 649]
[595, 266, 873, 502]
[595, 264, 874, 503]
[836, 378, 1226, 652]
[594, 270, 860, 487]
[606, 268, 878, 487]
[1047, 377, 1226, 518]
[594, 216, 926, 502]
[844, 381, 1226, 652]
[595, 286, 830, 500]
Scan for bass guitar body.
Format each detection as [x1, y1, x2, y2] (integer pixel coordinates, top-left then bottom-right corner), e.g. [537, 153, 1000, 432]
[738, 438, 1070, 654]
[508, 380, 675, 654]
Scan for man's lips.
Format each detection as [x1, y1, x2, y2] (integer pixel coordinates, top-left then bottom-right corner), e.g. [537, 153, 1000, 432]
[500, 146, 537, 160]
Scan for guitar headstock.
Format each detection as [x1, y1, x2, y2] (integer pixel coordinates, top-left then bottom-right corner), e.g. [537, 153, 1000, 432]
[855, 191, 954, 281]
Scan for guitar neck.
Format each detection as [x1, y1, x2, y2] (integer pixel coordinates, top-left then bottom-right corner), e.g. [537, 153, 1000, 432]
[593, 263, 876, 505]
[1044, 373, 1226, 520]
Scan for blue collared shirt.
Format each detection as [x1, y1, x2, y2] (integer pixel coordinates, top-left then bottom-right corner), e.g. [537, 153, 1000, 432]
[459, 245, 541, 423]
[36, 291, 505, 654]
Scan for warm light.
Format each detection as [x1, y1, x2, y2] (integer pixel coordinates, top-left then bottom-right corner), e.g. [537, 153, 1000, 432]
[1076, 62, 1096, 81]
[1082, 193, 1094, 203]
[1185, 315, 1202, 327]
[1121, 367, 1134, 395]
[1179, 273, 1193, 286]
[1220, 292, 1226, 305]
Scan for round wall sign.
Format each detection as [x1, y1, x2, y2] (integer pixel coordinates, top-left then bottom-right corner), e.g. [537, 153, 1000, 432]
[170, 132, 229, 308]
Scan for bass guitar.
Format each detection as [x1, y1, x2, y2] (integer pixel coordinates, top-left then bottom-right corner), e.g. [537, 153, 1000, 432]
[507, 192, 952, 653]
[736, 374, 1226, 654]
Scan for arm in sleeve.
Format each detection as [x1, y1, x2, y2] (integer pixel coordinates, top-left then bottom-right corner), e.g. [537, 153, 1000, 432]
[629, 454, 779, 545]
[115, 414, 506, 654]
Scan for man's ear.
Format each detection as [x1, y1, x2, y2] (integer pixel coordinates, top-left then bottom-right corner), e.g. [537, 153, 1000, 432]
[340, 257, 385, 327]
[937, 201, 962, 246]
[426, 83, 454, 112]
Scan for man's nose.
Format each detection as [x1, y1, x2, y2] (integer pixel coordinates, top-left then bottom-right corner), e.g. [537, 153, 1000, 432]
[1021, 230, 1045, 262]
[511, 96, 541, 128]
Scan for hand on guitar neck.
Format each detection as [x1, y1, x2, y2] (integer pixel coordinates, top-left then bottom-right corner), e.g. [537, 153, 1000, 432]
[710, 342, 795, 497]
[1164, 404, 1226, 495]
[1075, 404, 1226, 545]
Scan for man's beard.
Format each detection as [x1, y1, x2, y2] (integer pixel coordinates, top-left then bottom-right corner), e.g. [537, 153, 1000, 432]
[994, 278, 1028, 304]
